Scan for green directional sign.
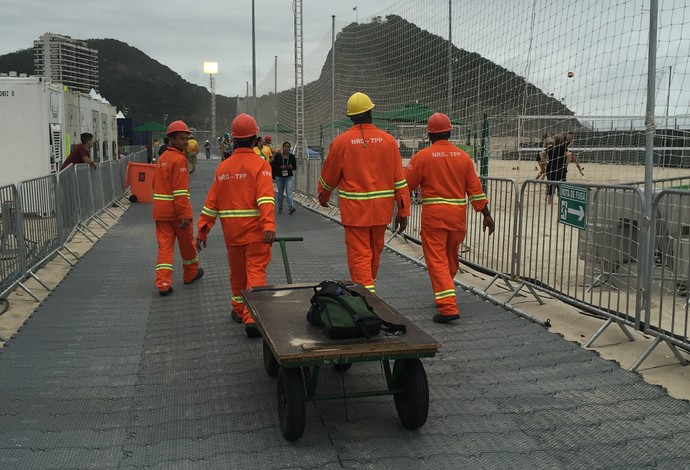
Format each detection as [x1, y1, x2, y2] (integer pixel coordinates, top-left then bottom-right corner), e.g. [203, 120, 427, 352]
[558, 184, 588, 230]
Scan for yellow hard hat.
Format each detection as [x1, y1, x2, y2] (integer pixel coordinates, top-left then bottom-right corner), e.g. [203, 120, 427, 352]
[346, 92, 375, 116]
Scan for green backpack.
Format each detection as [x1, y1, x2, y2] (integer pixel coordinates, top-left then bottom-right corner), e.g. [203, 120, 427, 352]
[307, 281, 406, 339]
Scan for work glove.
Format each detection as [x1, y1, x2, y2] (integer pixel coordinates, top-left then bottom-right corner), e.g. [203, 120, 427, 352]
[196, 225, 208, 251]
[395, 216, 407, 233]
[196, 237, 207, 252]
[263, 230, 276, 244]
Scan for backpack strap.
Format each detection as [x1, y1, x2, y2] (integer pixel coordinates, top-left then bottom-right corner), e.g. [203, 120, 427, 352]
[311, 282, 407, 338]
[343, 288, 407, 334]
[314, 292, 374, 339]
[379, 318, 406, 335]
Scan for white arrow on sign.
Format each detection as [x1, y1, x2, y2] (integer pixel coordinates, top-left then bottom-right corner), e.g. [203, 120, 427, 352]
[567, 205, 585, 221]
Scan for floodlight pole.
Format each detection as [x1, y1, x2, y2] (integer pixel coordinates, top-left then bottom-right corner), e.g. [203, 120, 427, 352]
[275, 55, 278, 137]
[210, 74, 216, 147]
[332, 15, 336, 146]
[203, 61, 218, 153]
[252, 0, 257, 116]
[447, 0, 453, 117]
[642, 0, 657, 332]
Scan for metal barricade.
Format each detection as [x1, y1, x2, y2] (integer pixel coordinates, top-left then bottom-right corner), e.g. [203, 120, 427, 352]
[396, 177, 518, 280]
[0, 185, 26, 297]
[306, 158, 322, 200]
[464, 177, 520, 277]
[516, 180, 645, 325]
[294, 157, 309, 196]
[635, 189, 690, 366]
[57, 168, 80, 245]
[112, 159, 126, 198]
[90, 164, 106, 216]
[16, 174, 61, 273]
[100, 162, 115, 207]
[75, 164, 97, 225]
[0, 148, 143, 302]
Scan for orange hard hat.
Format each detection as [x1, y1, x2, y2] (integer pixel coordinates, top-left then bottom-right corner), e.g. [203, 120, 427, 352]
[166, 120, 191, 135]
[427, 113, 452, 133]
[231, 113, 260, 139]
[264, 135, 272, 143]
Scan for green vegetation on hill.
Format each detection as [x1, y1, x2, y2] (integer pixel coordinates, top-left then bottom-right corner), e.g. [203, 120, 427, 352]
[1, 17, 571, 143]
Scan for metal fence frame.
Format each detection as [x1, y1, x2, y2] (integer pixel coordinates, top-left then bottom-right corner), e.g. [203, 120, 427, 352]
[0, 149, 147, 301]
[293, 158, 689, 369]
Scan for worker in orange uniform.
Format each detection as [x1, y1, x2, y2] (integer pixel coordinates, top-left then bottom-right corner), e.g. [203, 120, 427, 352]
[195, 114, 275, 339]
[405, 113, 495, 323]
[152, 120, 204, 296]
[187, 133, 199, 174]
[318, 92, 410, 294]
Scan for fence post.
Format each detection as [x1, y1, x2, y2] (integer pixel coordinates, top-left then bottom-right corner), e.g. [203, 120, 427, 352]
[480, 113, 489, 178]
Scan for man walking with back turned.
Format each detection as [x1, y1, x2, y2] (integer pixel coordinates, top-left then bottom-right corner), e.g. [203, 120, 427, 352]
[318, 92, 410, 294]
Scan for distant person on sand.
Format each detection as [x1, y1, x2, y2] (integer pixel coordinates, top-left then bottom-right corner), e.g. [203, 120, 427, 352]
[565, 131, 584, 176]
[546, 133, 572, 204]
[535, 132, 551, 180]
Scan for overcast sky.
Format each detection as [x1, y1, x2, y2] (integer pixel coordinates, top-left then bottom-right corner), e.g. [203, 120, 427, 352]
[1, 0, 386, 97]
[3, 0, 688, 119]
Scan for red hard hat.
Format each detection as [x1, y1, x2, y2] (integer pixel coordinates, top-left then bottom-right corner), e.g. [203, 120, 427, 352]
[231, 113, 260, 139]
[264, 135, 272, 143]
[427, 113, 452, 133]
[166, 120, 191, 136]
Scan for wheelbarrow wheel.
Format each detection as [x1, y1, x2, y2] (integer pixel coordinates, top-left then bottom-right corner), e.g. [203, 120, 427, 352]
[277, 368, 306, 441]
[393, 358, 429, 430]
[263, 339, 279, 377]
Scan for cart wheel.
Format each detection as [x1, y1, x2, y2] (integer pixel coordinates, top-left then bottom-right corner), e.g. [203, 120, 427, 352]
[393, 358, 429, 430]
[129, 194, 138, 203]
[276, 368, 306, 441]
[263, 339, 279, 377]
[333, 362, 352, 372]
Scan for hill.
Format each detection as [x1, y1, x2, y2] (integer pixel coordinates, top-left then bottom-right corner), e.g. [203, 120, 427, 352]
[244, 15, 573, 146]
[1, 19, 571, 146]
[0, 39, 236, 133]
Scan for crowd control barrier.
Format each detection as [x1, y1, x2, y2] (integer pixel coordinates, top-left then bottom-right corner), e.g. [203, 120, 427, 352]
[0, 149, 148, 302]
[293, 158, 689, 369]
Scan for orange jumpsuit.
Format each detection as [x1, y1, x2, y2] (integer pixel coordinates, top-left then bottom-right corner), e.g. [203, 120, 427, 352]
[405, 140, 488, 315]
[318, 123, 410, 293]
[152, 147, 199, 291]
[196, 148, 276, 324]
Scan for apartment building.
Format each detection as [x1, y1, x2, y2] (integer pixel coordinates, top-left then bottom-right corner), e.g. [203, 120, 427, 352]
[33, 33, 98, 94]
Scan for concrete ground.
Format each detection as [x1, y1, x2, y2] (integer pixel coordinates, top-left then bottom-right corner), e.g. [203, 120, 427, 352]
[0, 157, 689, 468]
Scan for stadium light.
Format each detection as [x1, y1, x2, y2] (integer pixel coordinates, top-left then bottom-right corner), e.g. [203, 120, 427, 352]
[203, 61, 218, 151]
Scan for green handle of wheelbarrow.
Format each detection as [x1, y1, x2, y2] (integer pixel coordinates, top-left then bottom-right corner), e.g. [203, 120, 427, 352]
[275, 236, 304, 284]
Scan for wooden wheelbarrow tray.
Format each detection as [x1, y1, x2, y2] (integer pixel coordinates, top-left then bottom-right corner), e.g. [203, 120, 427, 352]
[242, 282, 442, 441]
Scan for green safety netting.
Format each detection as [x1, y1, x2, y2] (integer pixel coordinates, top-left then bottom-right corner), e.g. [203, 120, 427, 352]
[260, 123, 294, 134]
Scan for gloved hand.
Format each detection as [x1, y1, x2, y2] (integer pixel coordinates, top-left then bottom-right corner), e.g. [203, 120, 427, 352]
[395, 216, 407, 233]
[318, 191, 330, 207]
[179, 218, 191, 229]
[196, 224, 208, 251]
[263, 230, 276, 244]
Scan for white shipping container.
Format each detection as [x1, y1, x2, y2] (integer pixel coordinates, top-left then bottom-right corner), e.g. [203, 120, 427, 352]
[0, 77, 63, 188]
[0, 77, 118, 188]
